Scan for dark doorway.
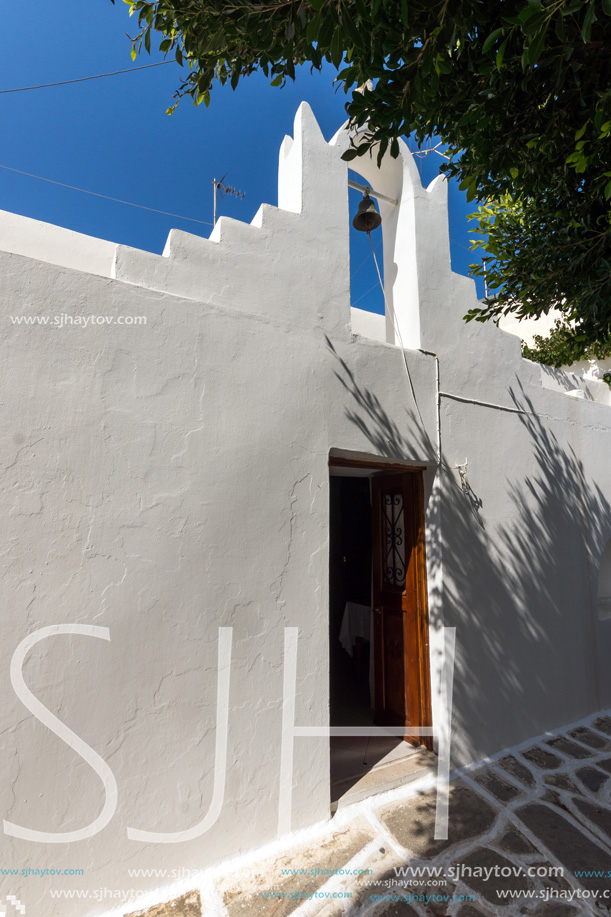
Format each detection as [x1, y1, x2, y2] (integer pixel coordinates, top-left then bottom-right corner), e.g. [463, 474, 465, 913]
[329, 462, 434, 808]
[329, 475, 373, 729]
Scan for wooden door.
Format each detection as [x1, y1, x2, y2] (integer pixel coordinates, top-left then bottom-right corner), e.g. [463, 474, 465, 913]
[372, 471, 432, 749]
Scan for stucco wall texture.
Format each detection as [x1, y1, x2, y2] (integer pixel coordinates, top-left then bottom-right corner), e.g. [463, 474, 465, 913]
[0, 103, 610, 916]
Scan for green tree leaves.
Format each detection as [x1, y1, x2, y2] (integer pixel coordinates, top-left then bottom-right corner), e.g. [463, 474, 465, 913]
[522, 318, 611, 376]
[118, 0, 611, 353]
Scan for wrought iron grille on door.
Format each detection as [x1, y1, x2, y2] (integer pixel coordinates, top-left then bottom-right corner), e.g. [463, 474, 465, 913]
[383, 493, 406, 588]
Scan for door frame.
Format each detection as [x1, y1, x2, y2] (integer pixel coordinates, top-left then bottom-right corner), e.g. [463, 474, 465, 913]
[329, 456, 433, 751]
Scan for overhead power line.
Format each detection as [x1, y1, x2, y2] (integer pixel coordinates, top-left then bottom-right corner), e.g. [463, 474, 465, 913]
[0, 163, 213, 226]
[352, 280, 381, 307]
[0, 61, 174, 95]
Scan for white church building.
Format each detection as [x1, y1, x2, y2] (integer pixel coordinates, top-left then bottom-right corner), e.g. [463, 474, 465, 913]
[1, 103, 611, 915]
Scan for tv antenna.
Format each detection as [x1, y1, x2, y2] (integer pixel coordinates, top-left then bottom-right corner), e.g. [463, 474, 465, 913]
[212, 173, 245, 225]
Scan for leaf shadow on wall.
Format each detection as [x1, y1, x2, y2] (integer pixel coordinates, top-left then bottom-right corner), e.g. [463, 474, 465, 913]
[331, 344, 611, 883]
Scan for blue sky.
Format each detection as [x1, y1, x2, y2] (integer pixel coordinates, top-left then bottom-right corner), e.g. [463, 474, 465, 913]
[0, 0, 484, 313]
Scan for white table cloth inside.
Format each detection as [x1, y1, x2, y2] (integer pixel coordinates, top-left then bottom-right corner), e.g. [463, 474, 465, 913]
[339, 601, 371, 657]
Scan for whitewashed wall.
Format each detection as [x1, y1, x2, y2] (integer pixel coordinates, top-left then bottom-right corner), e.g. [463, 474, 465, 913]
[0, 103, 610, 916]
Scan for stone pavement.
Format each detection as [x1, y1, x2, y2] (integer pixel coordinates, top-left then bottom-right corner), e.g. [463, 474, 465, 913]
[124, 714, 611, 917]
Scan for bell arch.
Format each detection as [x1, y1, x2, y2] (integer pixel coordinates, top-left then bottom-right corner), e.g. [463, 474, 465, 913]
[330, 125, 449, 351]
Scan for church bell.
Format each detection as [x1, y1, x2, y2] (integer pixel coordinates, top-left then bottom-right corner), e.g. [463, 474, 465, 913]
[352, 191, 382, 233]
